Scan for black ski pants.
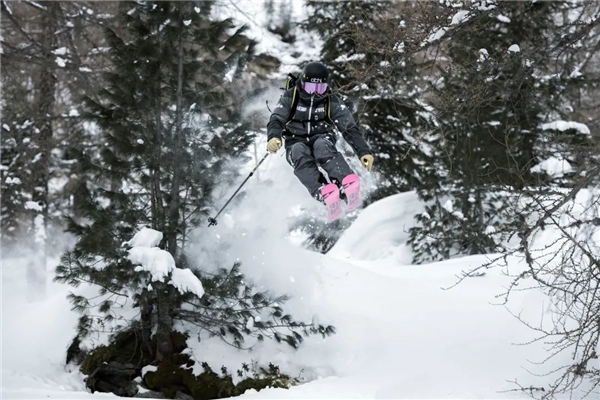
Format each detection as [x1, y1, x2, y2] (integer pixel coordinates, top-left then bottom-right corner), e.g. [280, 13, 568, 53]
[285, 133, 354, 199]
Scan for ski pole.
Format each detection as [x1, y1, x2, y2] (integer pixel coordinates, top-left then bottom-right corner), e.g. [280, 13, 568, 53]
[208, 152, 270, 227]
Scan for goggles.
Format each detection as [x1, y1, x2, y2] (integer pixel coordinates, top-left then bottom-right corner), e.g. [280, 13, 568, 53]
[303, 82, 328, 95]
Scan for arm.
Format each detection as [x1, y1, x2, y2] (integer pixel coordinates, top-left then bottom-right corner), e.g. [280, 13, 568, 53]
[330, 95, 371, 158]
[267, 90, 293, 141]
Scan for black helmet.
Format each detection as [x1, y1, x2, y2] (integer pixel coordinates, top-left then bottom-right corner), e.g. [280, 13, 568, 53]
[300, 62, 329, 95]
[301, 62, 329, 83]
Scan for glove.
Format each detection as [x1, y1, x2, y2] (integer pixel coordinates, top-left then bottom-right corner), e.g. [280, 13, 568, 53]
[267, 138, 282, 154]
[361, 154, 374, 172]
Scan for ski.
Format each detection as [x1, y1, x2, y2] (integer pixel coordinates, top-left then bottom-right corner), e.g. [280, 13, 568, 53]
[342, 174, 361, 212]
[321, 183, 342, 221]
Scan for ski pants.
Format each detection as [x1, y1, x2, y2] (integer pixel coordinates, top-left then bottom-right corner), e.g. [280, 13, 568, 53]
[285, 133, 354, 199]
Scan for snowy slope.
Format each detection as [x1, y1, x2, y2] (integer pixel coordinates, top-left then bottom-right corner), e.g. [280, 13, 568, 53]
[1, 257, 115, 399]
[2, 113, 594, 398]
[192, 168, 564, 399]
[2, 185, 577, 399]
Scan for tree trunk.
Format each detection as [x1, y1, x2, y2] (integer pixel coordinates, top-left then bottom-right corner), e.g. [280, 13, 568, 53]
[139, 292, 155, 357]
[28, 2, 58, 300]
[166, 21, 185, 257]
[155, 284, 174, 361]
[152, 45, 165, 233]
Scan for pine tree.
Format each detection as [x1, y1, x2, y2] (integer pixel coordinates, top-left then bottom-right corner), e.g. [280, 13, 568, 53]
[1, 1, 120, 296]
[408, 1, 597, 263]
[54, 2, 333, 394]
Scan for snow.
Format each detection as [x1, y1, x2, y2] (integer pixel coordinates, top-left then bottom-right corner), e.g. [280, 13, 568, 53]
[496, 14, 511, 23]
[532, 156, 574, 178]
[224, 66, 235, 82]
[126, 228, 205, 298]
[478, 48, 489, 62]
[2, 177, 595, 399]
[53, 47, 68, 56]
[451, 10, 470, 25]
[55, 57, 66, 67]
[475, 1, 497, 11]
[26, 1, 46, 11]
[442, 198, 454, 213]
[540, 120, 591, 135]
[141, 365, 157, 377]
[130, 246, 177, 280]
[24, 201, 43, 212]
[5, 177, 22, 185]
[328, 193, 422, 264]
[183, 19, 191, 26]
[423, 28, 447, 46]
[334, 53, 366, 63]
[569, 67, 583, 79]
[507, 44, 520, 53]
[126, 227, 163, 247]
[170, 268, 205, 299]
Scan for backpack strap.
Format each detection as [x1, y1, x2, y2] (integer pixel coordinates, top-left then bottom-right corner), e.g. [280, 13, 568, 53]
[324, 94, 333, 125]
[285, 73, 297, 90]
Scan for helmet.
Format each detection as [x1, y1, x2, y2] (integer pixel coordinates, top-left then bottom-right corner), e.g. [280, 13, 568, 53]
[300, 62, 329, 95]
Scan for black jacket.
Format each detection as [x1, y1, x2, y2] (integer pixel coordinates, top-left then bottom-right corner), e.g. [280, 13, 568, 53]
[267, 85, 372, 158]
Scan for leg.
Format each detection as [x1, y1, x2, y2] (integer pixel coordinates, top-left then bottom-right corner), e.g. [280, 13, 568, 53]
[312, 135, 354, 185]
[286, 142, 324, 198]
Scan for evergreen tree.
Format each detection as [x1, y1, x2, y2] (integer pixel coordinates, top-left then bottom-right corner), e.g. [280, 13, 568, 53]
[408, 1, 598, 263]
[54, 1, 333, 394]
[1, 1, 116, 294]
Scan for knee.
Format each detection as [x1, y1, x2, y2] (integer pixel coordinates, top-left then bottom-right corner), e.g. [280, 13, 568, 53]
[313, 137, 337, 162]
[288, 143, 312, 167]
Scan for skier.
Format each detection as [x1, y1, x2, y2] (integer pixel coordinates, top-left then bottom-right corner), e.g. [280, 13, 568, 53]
[266, 62, 374, 218]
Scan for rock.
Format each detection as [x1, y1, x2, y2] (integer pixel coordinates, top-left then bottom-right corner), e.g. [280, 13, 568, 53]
[65, 336, 86, 366]
[174, 391, 194, 400]
[86, 361, 139, 397]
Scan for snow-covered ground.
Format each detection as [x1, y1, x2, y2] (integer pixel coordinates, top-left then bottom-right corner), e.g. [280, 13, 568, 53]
[2, 132, 590, 399]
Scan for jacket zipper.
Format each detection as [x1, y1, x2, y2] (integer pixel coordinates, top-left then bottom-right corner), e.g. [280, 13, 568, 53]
[307, 95, 314, 136]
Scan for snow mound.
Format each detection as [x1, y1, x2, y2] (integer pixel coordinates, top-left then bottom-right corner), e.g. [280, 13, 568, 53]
[540, 120, 590, 135]
[328, 191, 422, 264]
[507, 44, 521, 53]
[532, 156, 573, 177]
